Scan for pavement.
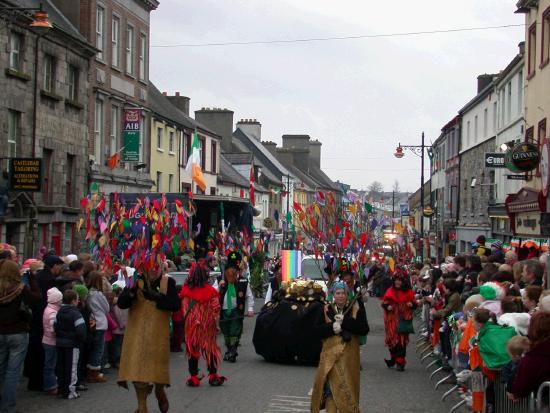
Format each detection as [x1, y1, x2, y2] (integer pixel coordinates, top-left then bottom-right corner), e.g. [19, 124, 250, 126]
[17, 297, 463, 412]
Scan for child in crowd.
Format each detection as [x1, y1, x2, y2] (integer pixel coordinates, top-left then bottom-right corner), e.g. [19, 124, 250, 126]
[109, 286, 127, 368]
[55, 290, 87, 399]
[502, 336, 530, 394]
[42, 287, 63, 395]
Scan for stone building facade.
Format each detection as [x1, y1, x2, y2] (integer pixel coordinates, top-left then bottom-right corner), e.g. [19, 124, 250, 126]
[0, 0, 96, 256]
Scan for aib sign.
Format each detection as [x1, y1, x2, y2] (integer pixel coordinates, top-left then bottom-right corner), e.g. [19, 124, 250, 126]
[123, 109, 141, 162]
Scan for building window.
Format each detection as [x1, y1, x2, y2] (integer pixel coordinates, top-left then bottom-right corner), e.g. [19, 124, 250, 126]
[156, 171, 162, 191]
[139, 33, 147, 81]
[182, 132, 191, 166]
[7, 110, 19, 159]
[96, 6, 105, 60]
[518, 69, 523, 116]
[169, 130, 174, 152]
[542, 8, 550, 65]
[126, 25, 134, 75]
[500, 90, 505, 127]
[43, 149, 53, 204]
[68, 65, 78, 101]
[211, 141, 217, 173]
[526, 126, 535, 144]
[466, 120, 470, 147]
[43, 54, 55, 92]
[528, 23, 537, 76]
[94, 99, 104, 163]
[474, 115, 478, 141]
[168, 174, 173, 192]
[9, 31, 22, 71]
[157, 127, 163, 150]
[110, 105, 120, 155]
[507, 82, 512, 123]
[199, 137, 205, 168]
[539, 119, 547, 146]
[493, 101, 498, 133]
[111, 15, 120, 67]
[483, 108, 488, 138]
[66, 154, 75, 207]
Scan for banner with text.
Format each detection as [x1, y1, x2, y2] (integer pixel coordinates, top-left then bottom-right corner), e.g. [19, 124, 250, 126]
[123, 109, 141, 162]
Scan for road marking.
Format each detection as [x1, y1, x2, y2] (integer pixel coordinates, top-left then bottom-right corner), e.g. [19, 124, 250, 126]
[265, 394, 311, 412]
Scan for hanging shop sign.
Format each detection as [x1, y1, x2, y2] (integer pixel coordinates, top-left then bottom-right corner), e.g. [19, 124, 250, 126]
[409, 216, 415, 227]
[423, 206, 435, 218]
[485, 152, 505, 168]
[8, 158, 42, 192]
[399, 204, 410, 216]
[515, 211, 541, 237]
[123, 109, 141, 162]
[507, 174, 528, 180]
[505, 142, 541, 172]
[540, 139, 549, 197]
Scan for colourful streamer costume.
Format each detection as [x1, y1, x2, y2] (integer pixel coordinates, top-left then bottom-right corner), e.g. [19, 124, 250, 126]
[180, 261, 225, 387]
[381, 272, 416, 371]
[310, 282, 369, 413]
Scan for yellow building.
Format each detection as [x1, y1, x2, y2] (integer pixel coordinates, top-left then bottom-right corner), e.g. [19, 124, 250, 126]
[150, 118, 180, 193]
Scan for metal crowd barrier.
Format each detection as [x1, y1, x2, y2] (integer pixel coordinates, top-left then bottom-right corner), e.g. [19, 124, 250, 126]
[413, 311, 548, 413]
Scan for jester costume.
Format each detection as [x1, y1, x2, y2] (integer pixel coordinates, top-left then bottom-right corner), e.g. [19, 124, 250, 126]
[310, 283, 369, 413]
[180, 273, 225, 386]
[381, 274, 416, 371]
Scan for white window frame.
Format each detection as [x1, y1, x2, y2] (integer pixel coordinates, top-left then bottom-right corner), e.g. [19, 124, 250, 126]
[518, 70, 523, 116]
[9, 32, 22, 71]
[43, 54, 54, 92]
[157, 127, 163, 150]
[139, 33, 147, 81]
[96, 6, 105, 60]
[507, 82, 512, 123]
[168, 174, 173, 192]
[110, 105, 120, 156]
[156, 171, 162, 191]
[68, 65, 78, 101]
[483, 108, 488, 138]
[111, 15, 120, 68]
[126, 25, 135, 75]
[94, 99, 104, 163]
[169, 130, 174, 153]
[8, 110, 18, 158]
[474, 115, 478, 141]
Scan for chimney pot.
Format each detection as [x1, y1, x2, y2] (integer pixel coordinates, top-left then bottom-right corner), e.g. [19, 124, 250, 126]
[175, 91, 180, 96]
[518, 41, 525, 55]
[162, 91, 167, 96]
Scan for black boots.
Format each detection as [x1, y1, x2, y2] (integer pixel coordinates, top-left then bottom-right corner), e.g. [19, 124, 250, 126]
[384, 358, 395, 368]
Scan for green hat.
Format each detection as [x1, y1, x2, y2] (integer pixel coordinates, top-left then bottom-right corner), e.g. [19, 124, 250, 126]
[480, 284, 496, 301]
[73, 284, 89, 301]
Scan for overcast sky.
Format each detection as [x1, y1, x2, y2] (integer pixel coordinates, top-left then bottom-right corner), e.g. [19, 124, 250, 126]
[150, 0, 524, 192]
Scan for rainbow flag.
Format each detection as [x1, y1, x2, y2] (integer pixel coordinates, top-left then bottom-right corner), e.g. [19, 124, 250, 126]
[281, 250, 302, 282]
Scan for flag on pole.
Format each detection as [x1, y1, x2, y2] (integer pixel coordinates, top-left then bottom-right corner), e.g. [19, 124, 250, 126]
[107, 152, 120, 170]
[186, 133, 206, 192]
[249, 164, 255, 206]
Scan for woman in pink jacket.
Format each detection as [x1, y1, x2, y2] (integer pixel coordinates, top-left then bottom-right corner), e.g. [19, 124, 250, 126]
[42, 287, 63, 394]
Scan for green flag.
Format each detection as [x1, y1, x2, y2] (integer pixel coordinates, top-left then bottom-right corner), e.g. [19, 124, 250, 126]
[364, 202, 373, 213]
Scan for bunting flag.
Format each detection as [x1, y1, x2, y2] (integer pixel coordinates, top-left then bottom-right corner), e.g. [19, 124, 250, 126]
[249, 164, 255, 206]
[364, 202, 373, 213]
[107, 152, 120, 170]
[186, 132, 206, 192]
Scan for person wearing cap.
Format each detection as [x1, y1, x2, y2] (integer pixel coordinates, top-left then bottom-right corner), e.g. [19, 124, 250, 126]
[490, 241, 505, 264]
[217, 251, 254, 363]
[42, 287, 63, 395]
[310, 281, 369, 413]
[474, 235, 491, 257]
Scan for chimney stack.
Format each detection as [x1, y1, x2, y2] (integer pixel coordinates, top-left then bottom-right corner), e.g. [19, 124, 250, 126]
[477, 74, 496, 93]
[262, 141, 278, 156]
[518, 41, 525, 55]
[309, 139, 322, 168]
[236, 118, 262, 141]
[166, 92, 190, 116]
[195, 108, 234, 152]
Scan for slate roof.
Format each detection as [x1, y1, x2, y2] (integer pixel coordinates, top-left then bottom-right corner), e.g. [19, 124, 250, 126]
[148, 83, 220, 138]
[218, 155, 268, 192]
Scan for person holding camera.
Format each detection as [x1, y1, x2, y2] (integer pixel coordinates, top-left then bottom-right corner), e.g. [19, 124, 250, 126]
[310, 282, 369, 413]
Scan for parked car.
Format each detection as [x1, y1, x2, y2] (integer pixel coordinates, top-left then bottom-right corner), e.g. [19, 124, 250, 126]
[301, 256, 328, 293]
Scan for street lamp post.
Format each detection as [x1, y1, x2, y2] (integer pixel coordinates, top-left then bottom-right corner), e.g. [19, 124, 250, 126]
[394, 132, 431, 261]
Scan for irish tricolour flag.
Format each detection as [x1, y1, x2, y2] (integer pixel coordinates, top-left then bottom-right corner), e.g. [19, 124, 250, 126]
[186, 133, 206, 192]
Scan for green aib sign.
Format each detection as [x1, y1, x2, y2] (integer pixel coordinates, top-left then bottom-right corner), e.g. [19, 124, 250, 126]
[123, 109, 141, 162]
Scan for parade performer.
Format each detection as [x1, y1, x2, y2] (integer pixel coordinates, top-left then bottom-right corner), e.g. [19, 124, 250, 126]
[117, 266, 180, 413]
[264, 259, 282, 304]
[218, 251, 254, 363]
[381, 269, 416, 372]
[180, 260, 226, 387]
[310, 282, 369, 413]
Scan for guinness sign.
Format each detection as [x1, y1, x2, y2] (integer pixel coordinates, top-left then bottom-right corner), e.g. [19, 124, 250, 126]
[506, 142, 541, 172]
[423, 206, 435, 218]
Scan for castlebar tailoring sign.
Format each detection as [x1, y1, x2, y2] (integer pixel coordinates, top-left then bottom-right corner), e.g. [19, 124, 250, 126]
[123, 109, 141, 162]
[485, 152, 505, 168]
[9, 158, 42, 191]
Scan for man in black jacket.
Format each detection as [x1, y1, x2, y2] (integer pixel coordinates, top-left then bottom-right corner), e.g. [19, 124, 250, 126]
[55, 290, 87, 399]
